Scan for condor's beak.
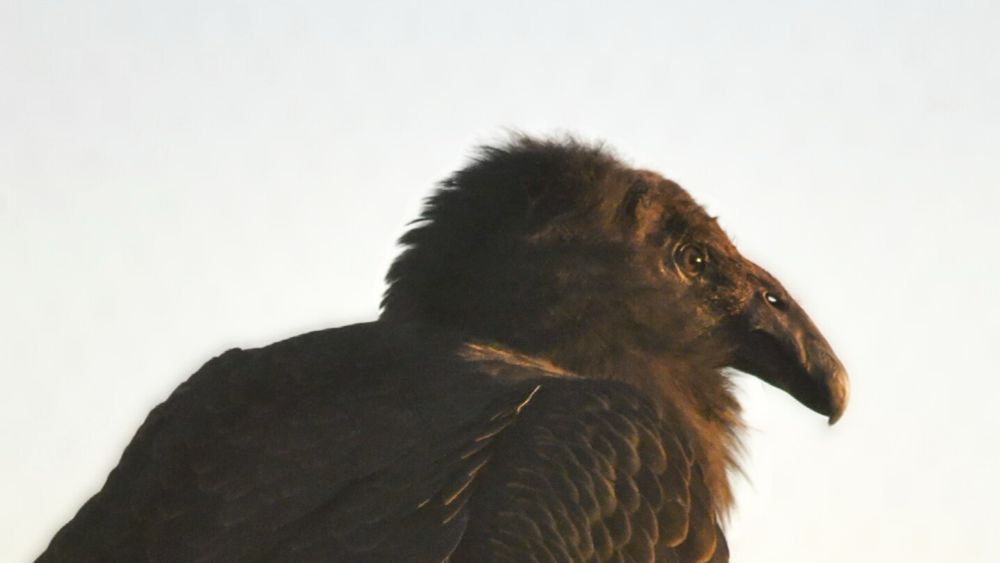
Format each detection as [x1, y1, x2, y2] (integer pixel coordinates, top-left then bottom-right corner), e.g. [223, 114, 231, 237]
[730, 269, 849, 425]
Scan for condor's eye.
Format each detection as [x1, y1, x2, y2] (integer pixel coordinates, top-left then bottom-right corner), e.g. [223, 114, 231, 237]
[674, 244, 708, 276]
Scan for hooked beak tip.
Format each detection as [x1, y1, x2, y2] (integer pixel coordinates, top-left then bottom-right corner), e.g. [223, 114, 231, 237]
[827, 367, 850, 425]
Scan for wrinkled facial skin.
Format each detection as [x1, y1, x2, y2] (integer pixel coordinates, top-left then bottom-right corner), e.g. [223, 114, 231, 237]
[638, 181, 849, 424]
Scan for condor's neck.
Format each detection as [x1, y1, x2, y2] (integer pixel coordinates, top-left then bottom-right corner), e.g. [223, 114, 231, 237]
[539, 338, 741, 513]
[386, 299, 742, 512]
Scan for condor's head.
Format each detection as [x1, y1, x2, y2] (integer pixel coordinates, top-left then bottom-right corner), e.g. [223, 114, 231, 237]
[382, 136, 848, 425]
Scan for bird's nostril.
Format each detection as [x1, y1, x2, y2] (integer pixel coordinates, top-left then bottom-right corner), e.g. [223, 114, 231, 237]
[763, 290, 787, 310]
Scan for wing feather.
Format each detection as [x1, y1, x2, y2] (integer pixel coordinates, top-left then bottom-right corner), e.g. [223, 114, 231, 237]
[39, 324, 728, 563]
[451, 378, 728, 563]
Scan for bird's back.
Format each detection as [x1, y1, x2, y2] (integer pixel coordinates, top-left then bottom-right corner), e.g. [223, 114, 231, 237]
[39, 321, 727, 562]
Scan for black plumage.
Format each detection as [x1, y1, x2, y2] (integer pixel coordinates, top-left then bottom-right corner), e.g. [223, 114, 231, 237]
[38, 137, 848, 562]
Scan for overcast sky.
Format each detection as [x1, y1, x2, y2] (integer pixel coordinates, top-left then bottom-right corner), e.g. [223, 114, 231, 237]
[2, 1, 998, 561]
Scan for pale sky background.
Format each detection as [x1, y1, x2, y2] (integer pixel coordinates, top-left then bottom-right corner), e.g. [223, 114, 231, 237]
[2, 1, 998, 561]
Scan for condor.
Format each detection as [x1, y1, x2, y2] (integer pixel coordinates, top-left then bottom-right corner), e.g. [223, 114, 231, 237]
[39, 137, 848, 562]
